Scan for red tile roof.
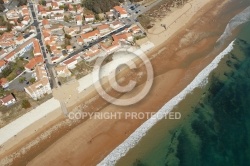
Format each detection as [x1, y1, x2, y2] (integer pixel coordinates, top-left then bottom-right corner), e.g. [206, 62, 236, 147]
[0, 60, 6, 67]
[81, 30, 99, 39]
[25, 55, 44, 70]
[1, 94, 15, 104]
[114, 6, 127, 15]
[0, 78, 8, 86]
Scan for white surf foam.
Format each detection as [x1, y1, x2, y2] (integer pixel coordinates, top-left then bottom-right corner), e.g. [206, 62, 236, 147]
[217, 6, 250, 45]
[97, 41, 235, 166]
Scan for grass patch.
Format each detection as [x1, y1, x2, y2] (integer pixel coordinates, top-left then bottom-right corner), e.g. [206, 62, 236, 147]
[0, 58, 28, 81]
[138, 15, 152, 29]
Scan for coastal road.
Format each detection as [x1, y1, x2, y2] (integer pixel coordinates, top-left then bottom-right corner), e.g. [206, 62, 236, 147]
[55, 24, 131, 65]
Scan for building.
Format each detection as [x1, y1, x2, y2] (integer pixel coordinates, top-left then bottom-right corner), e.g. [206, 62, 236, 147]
[84, 14, 95, 22]
[55, 65, 71, 77]
[106, 11, 114, 19]
[82, 45, 105, 61]
[81, 30, 100, 44]
[110, 21, 123, 30]
[25, 55, 44, 72]
[3, 0, 9, 4]
[81, 25, 93, 33]
[0, 26, 7, 32]
[0, 60, 7, 72]
[33, 39, 42, 56]
[97, 24, 110, 35]
[113, 6, 128, 18]
[25, 65, 52, 100]
[0, 78, 9, 88]
[61, 54, 81, 69]
[15, 35, 25, 45]
[0, 94, 16, 106]
[42, 19, 51, 29]
[76, 15, 83, 25]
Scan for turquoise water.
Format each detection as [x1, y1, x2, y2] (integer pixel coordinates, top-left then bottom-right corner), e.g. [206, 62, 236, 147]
[117, 22, 250, 166]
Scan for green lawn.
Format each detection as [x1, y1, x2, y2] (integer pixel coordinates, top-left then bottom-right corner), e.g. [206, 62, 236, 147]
[0, 58, 28, 81]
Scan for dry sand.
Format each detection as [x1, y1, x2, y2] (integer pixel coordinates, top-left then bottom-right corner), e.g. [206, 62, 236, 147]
[147, 0, 210, 46]
[1, 0, 249, 165]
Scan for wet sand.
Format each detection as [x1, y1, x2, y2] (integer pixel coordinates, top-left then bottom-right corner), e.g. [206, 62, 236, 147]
[1, 0, 250, 165]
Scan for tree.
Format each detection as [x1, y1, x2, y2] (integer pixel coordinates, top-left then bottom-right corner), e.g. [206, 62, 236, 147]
[1, 67, 12, 78]
[64, 5, 69, 11]
[95, 14, 100, 20]
[0, 87, 5, 97]
[17, 0, 27, 7]
[64, 15, 69, 22]
[46, 45, 51, 53]
[29, 78, 36, 84]
[6, 23, 12, 32]
[19, 77, 26, 83]
[39, 0, 46, 6]
[65, 34, 71, 39]
[59, 5, 64, 9]
[22, 100, 31, 109]
[0, 4, 5, 12]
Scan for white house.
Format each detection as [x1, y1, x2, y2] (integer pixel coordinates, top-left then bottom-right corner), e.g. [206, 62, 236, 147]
[0, 26, 7, 31]
[76, 15, 82, 25]
[97, 24, 110, 35]
[81, 30, 100, 44]
[55, 65, 71, 77]
[82, 25, 93, 33]
[84, 14, 95, 22]
[0, 78, 9, 88]
[0, 94, 16, 106]
[54, 14, 64, 20]
[113, 6, 128, 18]
[110, 21, 123, 30]
[24, 65, 52, 100]
[61, 54, 81, 69]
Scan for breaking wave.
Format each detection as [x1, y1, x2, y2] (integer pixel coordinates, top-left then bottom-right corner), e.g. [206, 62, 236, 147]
[97, 40, 235, 166]
[216, 6, 250, 45]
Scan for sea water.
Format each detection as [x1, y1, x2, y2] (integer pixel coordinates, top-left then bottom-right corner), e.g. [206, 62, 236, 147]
[115, 22, 250, 166]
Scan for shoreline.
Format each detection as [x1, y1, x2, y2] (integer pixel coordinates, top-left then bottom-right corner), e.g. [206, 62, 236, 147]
[0, 0, 250, 165]
[98, 40, 235, 165]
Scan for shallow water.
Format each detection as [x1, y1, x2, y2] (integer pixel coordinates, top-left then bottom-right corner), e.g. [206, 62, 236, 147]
[116, 22, 250, 166]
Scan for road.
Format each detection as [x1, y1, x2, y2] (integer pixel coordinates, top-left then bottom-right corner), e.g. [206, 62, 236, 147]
[55, 24, 130, 65]
[28, 2, 58, 88]
[26, 0, 162, 86]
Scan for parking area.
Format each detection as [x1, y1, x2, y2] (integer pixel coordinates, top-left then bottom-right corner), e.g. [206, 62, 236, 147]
[8, 72, 34, 91]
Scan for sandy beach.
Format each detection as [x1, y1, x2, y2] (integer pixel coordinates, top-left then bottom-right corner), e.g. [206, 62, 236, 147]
[1, 0, 250, 165]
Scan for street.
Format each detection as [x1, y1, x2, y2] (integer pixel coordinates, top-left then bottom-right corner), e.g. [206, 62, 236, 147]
[28, 2, 58, 88]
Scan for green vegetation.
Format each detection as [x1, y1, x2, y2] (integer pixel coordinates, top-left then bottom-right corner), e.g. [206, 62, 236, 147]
[46, 45, 51, 53]
[19, 77, 26, 83]
[0, 1, 5, 12]
[17, 0, 27, 7]
[71, 60, 94, 79]
[29, 78, 36, 84]
[137, 15, 152, 29]
[0, 87, 5, 97]
[21, 99, 31, 109]
[0, 58, 27, 81]
[0, 16, 13, 31]
[39, 0, 46, 6]
[82, 0, 123, 14]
